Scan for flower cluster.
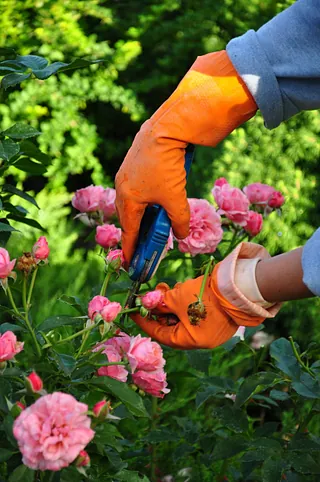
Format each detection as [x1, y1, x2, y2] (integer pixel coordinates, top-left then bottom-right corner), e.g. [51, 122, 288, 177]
[0, 331, 24, 364]
[88, 295, 122, 323]
[94, 332, 170, 398]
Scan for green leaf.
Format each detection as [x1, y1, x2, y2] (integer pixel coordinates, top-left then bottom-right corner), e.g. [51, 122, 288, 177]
[1, 73, 31, 89]
[0, 222, 18, 232]
[270, 389, 290, 401]
[0, 139, 20, 161]
[255, 422, 279, 437]
[196, 376, 235, 408]
[2, 123, 41, 139]
[262, 456, 284, 482]
[0, 448, 15, 462]
[270, 338, 301, 380]
[94, 424, 123, 452]
[58, 295, 87, 315]
[89, 377, 149, 418]
[250, 437, 282, 451]
[235, 372, 281, 407]
[292, 372, 320, 399]
[58, 58, 104, 72]
[289, 434, 320, 452]
[212, 435, 248, 461]
[32, 62, 69, 80]
[8, 465, 35, 482]
[221, 335, 242, 351]
[186, 349, 212, 373]
[6, 214, 45, 231]
[114, 470, 150, 482]
[16, 55, 48, 70]
[19, 140, 51, 165]
[212, 406, 248, 433]
[288, 453, 320, 474]
[0, 48, 16, 59]
[50, 351, 76, 377]
[37, 315, 85, 332]
[13, 157, 47, 175]
[0, 323, 24, 334]
[143, 428, 177, 443]
[3, 202, 28, 217]
[2, 184, 39, 208]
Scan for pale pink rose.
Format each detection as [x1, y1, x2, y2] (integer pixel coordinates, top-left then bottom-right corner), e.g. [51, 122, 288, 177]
[13, 392, 94, 471]
[0, 248, 16, 279]
[95, 224, 121, 249]
[100, 302, 122, 323]
[177, 199, 223, 255]
[26, 372, 43, 393]
[243, 211, 263, 237]
[132, 369, 170, 398]
[225, 393, 236, 402]
[233, 326, 246, 341]
[141, 290, 164, 310]
[268, 191, 285, 208]
[214, 177, 229, 188]
[243, 183, 275, 206]
[106, 249, 124, 271]
[88, 295, 109, 321]
[212, 184, 249, 226]
[127, 335, 165, 373]
[95, 345, 128, 382]
[250, 331, 275, 350]
[0, 331, 24, 362]
[100, 187, 117, 221]
[72, 185, 104, 213]
[32, 236, 50, 261]
[104, 332, 131, 355]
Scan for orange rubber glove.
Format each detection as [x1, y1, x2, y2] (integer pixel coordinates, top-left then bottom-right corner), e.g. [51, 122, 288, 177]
[115, 51, 257, 264]
[131, 243, 281, 349]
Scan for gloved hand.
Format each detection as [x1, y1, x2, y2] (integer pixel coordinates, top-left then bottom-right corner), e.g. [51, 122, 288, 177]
[131, 243, 281, 349]
[115, 51, 257, 264]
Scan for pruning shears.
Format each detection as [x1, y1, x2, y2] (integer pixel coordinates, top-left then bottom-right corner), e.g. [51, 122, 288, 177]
[121, 145, 194, 319]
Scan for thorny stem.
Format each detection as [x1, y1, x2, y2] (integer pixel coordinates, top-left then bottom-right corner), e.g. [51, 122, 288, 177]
[100, 272, 111, 297]
[198, 256, 214, 302]
[289, 336, 315, 378]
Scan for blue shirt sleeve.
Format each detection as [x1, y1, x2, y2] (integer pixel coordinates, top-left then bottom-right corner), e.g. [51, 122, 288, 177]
[226, 0, 320, 129]
[302, 229, 320, 297]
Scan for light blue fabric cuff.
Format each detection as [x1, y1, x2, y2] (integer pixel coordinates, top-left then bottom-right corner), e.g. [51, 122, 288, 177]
[302, 228, 320, 297]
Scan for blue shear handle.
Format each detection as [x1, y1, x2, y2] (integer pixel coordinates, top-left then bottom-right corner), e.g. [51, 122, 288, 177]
[129, 145, 195, 282]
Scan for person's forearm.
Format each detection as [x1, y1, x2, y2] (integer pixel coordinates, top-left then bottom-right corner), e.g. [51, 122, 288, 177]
[255, 247, 314, 302]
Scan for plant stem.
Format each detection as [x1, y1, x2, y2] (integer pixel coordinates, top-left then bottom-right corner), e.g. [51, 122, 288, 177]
[94, 361, 127, 367]
[43, 321, 100, 348]
[119, 307, 139, 315]
[225, 228, 239, 257]
[27, 266, 38, 308]
[289, 336, 315, 377]
[6, 285, 20, 316]
[298, 401, 316, 433]
[22, 276, 28, 314]
[21, 276, 42, 358]
[198, 256, 214, 302]
[150, 397, 158, 482]
[100, 272, 111, 297]
[75, 331, 90, 360]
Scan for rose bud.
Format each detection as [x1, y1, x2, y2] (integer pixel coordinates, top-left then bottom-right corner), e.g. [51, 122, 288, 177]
[93, 400, 111, 421]
[11, 401, 26, 418]
[75, 450, 90, 468]
[106, 249, 124, 272]
[26, 372, 43, 394]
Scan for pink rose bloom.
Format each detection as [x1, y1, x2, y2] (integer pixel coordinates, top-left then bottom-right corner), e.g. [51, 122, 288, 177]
[13, 392, 94, 471]
[127, 335, 165, 373]
[132, 369, 170, 398]
[141, 290, 164, 310]
[95, 345, 128, 382]
[100, 302, 122, 323]
[32, 236, 50, 261]
[104, 332, 131, 355]
[106, 249, 124, 271]
[250, 331, 275, 350]
[0, 331, 24, 362]
[244, 211, 263, 237]
[88, 295, 110, 321]
[177, 199, 223, 255]
[214, 177, 229, 188]
[212, 184, 249, 226]
[0, 248, 16, 279]
[243, 183, 275, 206]
[72, 185, 104, 213]
[100, 187, 117, 221]
[95, 224, 121, 249]
[268, 191, 285, 208]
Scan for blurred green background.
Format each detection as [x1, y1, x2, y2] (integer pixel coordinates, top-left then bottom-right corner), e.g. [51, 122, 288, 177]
[0, 0, 319, 345]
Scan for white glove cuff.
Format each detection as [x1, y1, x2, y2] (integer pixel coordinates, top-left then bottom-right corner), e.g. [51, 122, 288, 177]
[234, 258, 275, 309]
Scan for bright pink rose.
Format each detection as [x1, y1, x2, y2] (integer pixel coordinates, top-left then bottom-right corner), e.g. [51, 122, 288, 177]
[95, 345, 128, 382]
[268, 191, 285, 208]
[100, 302, 122, 323]
[177, 199, 223, 255]
[26, 372, 43, 393]
[0, 248, 16, 279]
[104, 332, 131, 355]
[141, 290, 164, 310]
[100, 187, 117, 221]
[127, 335, 165, 373]
[95, 224, 121, 249]
[132, 369, 170, 398]
[0, 331, 24, 362]
[88, 295, 109, 321]
[32, 236, 50, 261]
[13, 392, 94, 471]
[106, 249, 124, 271]
[243, 183, 275, 206]
[244, 211, 263, 237]
[72, 185, 104, 213]
[75, 450, 90, 468]
[214, 177, 229, 188]
[212, 184, 249, 226]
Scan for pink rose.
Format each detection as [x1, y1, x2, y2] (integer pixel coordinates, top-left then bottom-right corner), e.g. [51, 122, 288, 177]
[13, 392, 94, 471]
[127, 335, 165, 373]
[72, 185, 104, 213]
[132, 369, 170, 398]
[100, 187, 117, 221]
[106, 249, 124, 271]
[26, 372, 43, 393]
[177, 199, 223, 255]
[250, 331, 275, 350]
[0, 248, 16, 279]
[75, 450, 90, 468]
[95, 345, 128, 382]
[141, 290, 164, 310]
[100, 302, 122, 323]
[32, 236, 50, 261]
[214, 177, 229, 188]
[0, 331, 24, 362]
[243, 183, 275, 206]
[95, 224, 121, 249]
[268, 191, 285, 208]
[93, 400, 111, 420]
[212, 184, 249, 226]
[243, 211, 263, 237]
[104, 332, 131, 355]
[88, 295, 110, 321]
